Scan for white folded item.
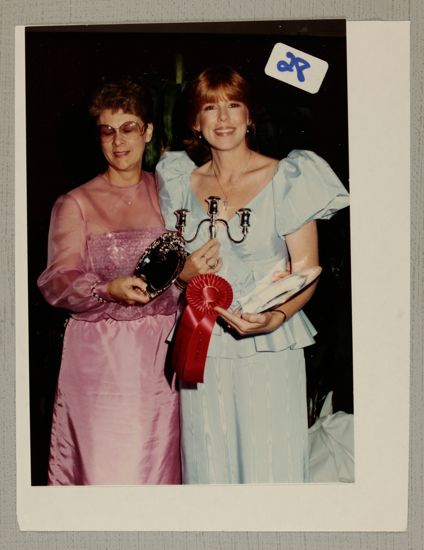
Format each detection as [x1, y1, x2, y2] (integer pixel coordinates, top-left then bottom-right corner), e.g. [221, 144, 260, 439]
[237, 264, 322, 313]
[308, 411, 355, 483]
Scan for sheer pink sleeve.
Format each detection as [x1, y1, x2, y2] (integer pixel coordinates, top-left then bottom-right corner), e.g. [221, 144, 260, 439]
[37, 194, 111, 313]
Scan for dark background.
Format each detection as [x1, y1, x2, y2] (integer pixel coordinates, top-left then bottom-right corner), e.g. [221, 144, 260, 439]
[26, 20, 352, 485]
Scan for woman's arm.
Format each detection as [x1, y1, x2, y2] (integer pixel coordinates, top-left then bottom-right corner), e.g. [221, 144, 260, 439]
[216, 220, 319, 335]
[37, 195, 149, 312]
[273, 219, 319, 319]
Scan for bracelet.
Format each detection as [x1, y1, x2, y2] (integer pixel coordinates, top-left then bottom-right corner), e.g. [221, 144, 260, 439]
[90, 282, 108, 303]
[272, 309, 287, 324]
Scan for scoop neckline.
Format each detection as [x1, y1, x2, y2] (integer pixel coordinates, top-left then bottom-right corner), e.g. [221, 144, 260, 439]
[187, 158, 284, 223]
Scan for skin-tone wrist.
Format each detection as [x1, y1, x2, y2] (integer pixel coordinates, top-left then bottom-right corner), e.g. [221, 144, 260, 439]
[215, 307, 286, 337]
[271, 309, 287, 324]
[106, 276, 150, 306]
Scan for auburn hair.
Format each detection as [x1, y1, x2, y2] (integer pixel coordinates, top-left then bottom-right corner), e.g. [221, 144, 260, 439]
[184, 66, 256, 162]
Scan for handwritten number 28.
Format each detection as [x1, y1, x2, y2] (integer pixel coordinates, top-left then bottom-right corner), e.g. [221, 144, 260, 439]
[277, 52, 311, 83]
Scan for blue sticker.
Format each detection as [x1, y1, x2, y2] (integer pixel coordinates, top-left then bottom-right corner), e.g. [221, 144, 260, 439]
[276, 52, 311, 83]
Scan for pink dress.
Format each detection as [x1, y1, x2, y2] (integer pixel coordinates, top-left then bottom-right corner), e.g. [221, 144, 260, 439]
[37, 172, 181, 485]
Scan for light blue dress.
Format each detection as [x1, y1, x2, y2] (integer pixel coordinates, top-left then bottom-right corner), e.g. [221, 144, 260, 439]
[156, 149, 349, 484]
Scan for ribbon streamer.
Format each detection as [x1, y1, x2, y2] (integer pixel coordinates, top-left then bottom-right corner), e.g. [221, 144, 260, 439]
[172, 274, 233, 383]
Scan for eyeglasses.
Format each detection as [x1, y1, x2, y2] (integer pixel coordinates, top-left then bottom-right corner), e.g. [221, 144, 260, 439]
[96, 121, 145, 142]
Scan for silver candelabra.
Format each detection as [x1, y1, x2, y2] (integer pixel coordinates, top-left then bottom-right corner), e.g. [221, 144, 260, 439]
[174, 196, 252, 243]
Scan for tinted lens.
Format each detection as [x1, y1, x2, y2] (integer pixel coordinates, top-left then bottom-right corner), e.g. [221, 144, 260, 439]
[97, 125, 115, 140]
[97, 121, 142, 141]
[121, 121, 139, 135]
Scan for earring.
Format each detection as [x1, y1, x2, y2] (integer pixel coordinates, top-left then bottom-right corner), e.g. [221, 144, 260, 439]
[197, 131, 203, 140]
[246, 128, 250, 135]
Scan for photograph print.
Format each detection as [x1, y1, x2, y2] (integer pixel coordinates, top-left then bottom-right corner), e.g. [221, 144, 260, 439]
[25, 19, 353, 486]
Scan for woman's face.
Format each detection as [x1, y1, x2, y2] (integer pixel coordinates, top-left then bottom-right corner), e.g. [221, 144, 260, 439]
[193, 96, 251, 151]
[97, 108, 153, 174]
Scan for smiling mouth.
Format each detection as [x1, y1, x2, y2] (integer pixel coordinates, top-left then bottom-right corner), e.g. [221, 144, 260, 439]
[113, 151, 130, 157]
[214, 127, 236, 136]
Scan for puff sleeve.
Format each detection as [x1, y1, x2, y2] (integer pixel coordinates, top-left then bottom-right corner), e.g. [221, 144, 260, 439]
[156, 151, 197, 231]
[37, 194, 110, 314]
[273, 149, 349, 235]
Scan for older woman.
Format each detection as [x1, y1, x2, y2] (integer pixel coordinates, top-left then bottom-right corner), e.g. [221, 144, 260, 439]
[157, 66, 349, 484]
[38, 79, 184, 485]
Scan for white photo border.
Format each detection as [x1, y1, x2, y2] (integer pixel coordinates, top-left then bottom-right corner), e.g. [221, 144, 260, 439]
[15, 20, 410, 531]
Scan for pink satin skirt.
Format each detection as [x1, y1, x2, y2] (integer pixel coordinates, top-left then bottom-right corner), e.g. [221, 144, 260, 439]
[48, 315, 181, 485]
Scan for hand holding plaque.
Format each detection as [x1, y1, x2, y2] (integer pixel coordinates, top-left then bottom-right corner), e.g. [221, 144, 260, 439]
[133, 232, 186, 299]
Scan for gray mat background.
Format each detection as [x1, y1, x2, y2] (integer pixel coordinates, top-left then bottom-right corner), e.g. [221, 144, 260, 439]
[2, 0, 422, 548]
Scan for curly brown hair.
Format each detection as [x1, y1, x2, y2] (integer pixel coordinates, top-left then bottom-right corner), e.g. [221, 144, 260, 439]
[89, 78, 154, 124]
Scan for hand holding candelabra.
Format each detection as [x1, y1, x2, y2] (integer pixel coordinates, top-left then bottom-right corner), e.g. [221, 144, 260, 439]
[174, 196, 252, 243]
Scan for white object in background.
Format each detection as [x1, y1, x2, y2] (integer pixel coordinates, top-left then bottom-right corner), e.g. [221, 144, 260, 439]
[308, 392, 355, 483]
[264, 42, 329, 94]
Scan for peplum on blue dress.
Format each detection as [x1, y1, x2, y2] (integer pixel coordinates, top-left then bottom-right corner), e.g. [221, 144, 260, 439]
[156, 149, 349, 484]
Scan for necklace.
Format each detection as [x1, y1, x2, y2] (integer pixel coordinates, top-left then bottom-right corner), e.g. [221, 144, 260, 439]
[211, 151, 252, 212]
[103, 172, 143, 206]
[119, 184, 140, 206]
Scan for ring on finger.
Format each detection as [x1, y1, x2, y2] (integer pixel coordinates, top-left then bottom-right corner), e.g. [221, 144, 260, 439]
[207, 259, 218, 269]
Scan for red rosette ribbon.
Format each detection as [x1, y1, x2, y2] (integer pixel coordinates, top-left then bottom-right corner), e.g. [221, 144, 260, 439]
[172, 274, 233, 383]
